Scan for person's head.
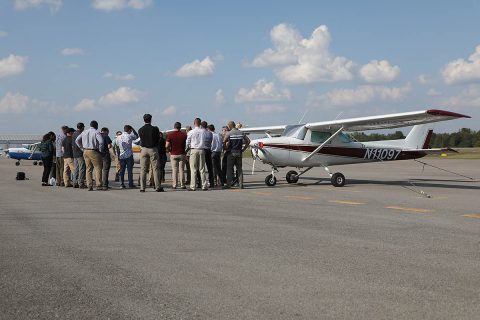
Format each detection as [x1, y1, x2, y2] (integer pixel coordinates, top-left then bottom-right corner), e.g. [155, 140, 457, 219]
[174, 122, 181, 130]
[116, 130, 122, 136]
[48, 131, 56, 141]
[77, 122, 85, 131]
[208, 124, 215, 132]
[101, 127, 109, 134]
[42, 132, 50, 142]
[90, 120, 98, 129]
[185, 125, 192, 132]
[159, 131, 163, 138]
[201, 121, 208, 129]
[67, 128, 75, 136]
[222, 126, 228, 133]
[193, 118, 201, 127]
[61, 125, 69, 133]
[123, 125, 132, 133]
[143, 114, 152, 124]
[228, 121, 236, 129]
[236, 122, 243, 129]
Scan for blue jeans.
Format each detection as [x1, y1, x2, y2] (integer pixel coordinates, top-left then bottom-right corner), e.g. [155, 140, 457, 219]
[120, 155, 134, 187]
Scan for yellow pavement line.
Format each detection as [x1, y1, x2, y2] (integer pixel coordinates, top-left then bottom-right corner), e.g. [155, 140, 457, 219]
[285, 195, 313, 200]
[329, 200, 366, 205]
[385, 206, 434, 213]
[254, 192, 272, 196]
[462, 214, 480, 219]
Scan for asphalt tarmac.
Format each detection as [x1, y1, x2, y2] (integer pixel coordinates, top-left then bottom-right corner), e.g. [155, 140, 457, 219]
[0, 157, 479, 319]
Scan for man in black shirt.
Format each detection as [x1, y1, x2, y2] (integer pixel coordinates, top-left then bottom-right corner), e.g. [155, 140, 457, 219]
[138, 114, 163, 192]
[62, 128, 76, 187]
[100, 127, 113, 189]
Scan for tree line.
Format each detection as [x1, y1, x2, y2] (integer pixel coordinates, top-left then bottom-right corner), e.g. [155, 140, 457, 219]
[352, 128, 480, 148]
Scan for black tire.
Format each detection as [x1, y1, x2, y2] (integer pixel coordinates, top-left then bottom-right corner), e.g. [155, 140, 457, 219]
[38, 161, 43, 166]
[15, 161, 20, 166]
[286, 170, 299, 184]
[33, 161, 37, 165]
[265, 174, 277, 187]
[331, 172, 346, 187]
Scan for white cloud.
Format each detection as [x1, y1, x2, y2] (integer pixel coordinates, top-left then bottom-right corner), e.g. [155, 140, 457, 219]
[215, 89, 226, 105]
[64, 63, 79, 69]
[74, 98, 96, 112]
[0, 54, 28, 79]
[103, 72, 136, 81]
[174, 56, 215, 77]
[14, 0, 62, 12]
[98, 86, 144, 106]
[92, 0, 153, 11]
[359, 60, 400, 83]
[307, 84, 411, 107]
[0, 92, 29, 114]
[0, 31, 8, 38]
[440, 85, 480, 108]
[442, 45, 480, 84]
[249, 24, 354, 84]
[61, 48, 84, 56]
[246, 104, 287, 114]
[162, 105, 177, 116]
[235, 79, 291, 103]
[417, 74, 435, 85]
[427, 88, 442, 97]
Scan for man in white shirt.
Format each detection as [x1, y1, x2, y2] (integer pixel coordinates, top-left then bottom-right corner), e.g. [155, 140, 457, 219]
[116, 125, 138, 188]
[186, 118, 208, 191]
[75, 120, 104, 191]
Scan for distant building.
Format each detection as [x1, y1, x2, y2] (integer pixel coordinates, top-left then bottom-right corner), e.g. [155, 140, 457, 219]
[0, 134, 43, 149]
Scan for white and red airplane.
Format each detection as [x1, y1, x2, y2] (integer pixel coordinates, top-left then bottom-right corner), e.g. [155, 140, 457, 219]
[241, 109, 470, 187]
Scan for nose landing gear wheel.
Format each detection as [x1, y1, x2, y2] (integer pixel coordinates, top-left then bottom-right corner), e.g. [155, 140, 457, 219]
[286, 170, 299, 184]
[15, 161, 20, 166]
[265, 174, 277, 187]
[331, 172, 346, 187]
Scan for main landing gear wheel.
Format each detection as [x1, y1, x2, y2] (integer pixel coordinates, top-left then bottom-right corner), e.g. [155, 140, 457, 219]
[286, 170, 299, 184]
[33, 161, 38, 165]
[331, 172, 346, 187]
[15, 161, 20, 166]
[265, 174, 277, 187]
[38, 161, 43, 166]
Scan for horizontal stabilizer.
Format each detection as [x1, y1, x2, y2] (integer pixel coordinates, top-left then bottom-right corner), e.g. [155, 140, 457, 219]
[404, 147, 458, 154]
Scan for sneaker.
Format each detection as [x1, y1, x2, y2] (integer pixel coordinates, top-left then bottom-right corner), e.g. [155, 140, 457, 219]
[88, 187, 93, 191]
[181, 186, 187, 189]
[140, 189, 145, 193]
[202, 188, 208, 191]
[74, 184, 79, 189]
[121, 185, 126, 189]
[156, 187, 165, 192]
[188, 188, 196, 191]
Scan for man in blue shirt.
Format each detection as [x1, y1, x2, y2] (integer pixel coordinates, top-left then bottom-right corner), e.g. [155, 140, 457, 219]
[223, 121, 250, 189]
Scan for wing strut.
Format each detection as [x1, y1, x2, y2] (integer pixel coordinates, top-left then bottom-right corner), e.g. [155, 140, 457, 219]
[302, 126, 344, 162]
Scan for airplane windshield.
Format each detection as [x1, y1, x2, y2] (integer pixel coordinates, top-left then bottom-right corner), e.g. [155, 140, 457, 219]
[282, 125, 307, 140]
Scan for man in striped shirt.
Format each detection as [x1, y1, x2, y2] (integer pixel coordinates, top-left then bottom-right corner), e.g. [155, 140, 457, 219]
[223, 121, 250, 189]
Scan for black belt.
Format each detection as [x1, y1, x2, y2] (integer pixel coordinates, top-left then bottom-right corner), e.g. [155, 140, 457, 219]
[84, 148, 99, 151]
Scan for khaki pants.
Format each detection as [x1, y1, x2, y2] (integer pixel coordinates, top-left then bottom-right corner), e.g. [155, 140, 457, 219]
[55, 156, 64, 186]
[140, 147, 160, 190]
[83, 150, 103, 189]
[170, 154, 185, 188]
[189, 149, 207, 190]
[63, 157, 75, 186]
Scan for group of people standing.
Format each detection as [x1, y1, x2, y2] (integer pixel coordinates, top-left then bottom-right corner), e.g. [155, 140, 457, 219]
[37, 113, 250, 192]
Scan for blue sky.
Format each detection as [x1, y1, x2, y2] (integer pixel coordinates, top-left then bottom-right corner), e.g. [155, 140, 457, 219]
[0, 0, 479, 134]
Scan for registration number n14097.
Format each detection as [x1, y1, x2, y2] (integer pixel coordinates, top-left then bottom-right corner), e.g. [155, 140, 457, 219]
[364, 148, 401, 160]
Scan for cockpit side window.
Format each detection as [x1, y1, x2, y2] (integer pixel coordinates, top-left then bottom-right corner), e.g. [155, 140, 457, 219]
[310, 131, 332, 144]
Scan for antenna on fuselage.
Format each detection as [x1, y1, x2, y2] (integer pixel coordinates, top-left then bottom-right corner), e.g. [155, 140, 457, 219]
[298, 110, 309, 124]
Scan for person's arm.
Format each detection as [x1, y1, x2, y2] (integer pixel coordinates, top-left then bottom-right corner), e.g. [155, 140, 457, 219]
[242, 135, 251, 153]
[131, 127, 138, 139]
[186, 131, 192, 148]
[75, 134, 83, 150]
[165, 136, 172, 152]
[223, 132, 230, 150]
[96, 132, 104, 153]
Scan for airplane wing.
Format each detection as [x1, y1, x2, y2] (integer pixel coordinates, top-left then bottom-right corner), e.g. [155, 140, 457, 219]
[305, 109, 471, 132]
[239, 125, 286, 135]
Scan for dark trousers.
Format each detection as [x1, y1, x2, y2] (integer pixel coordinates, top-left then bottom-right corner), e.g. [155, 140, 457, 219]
[212, 151, 224, 186]
[159, 153, 167, 182]
[204, 149, 214, 187]
[227, 151, 243, 187]
[102, 154, 111, 187]
[120, 155, 134, 187]
[221, 152, 228, 183]
[41, 156, 53, 184]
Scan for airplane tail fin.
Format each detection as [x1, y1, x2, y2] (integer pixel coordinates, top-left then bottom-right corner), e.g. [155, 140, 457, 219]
[403, 124, 433, 150]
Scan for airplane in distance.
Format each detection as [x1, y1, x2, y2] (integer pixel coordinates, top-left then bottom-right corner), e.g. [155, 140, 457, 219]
[5, 142, 43, 166]
[240, 109, 470, 187]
